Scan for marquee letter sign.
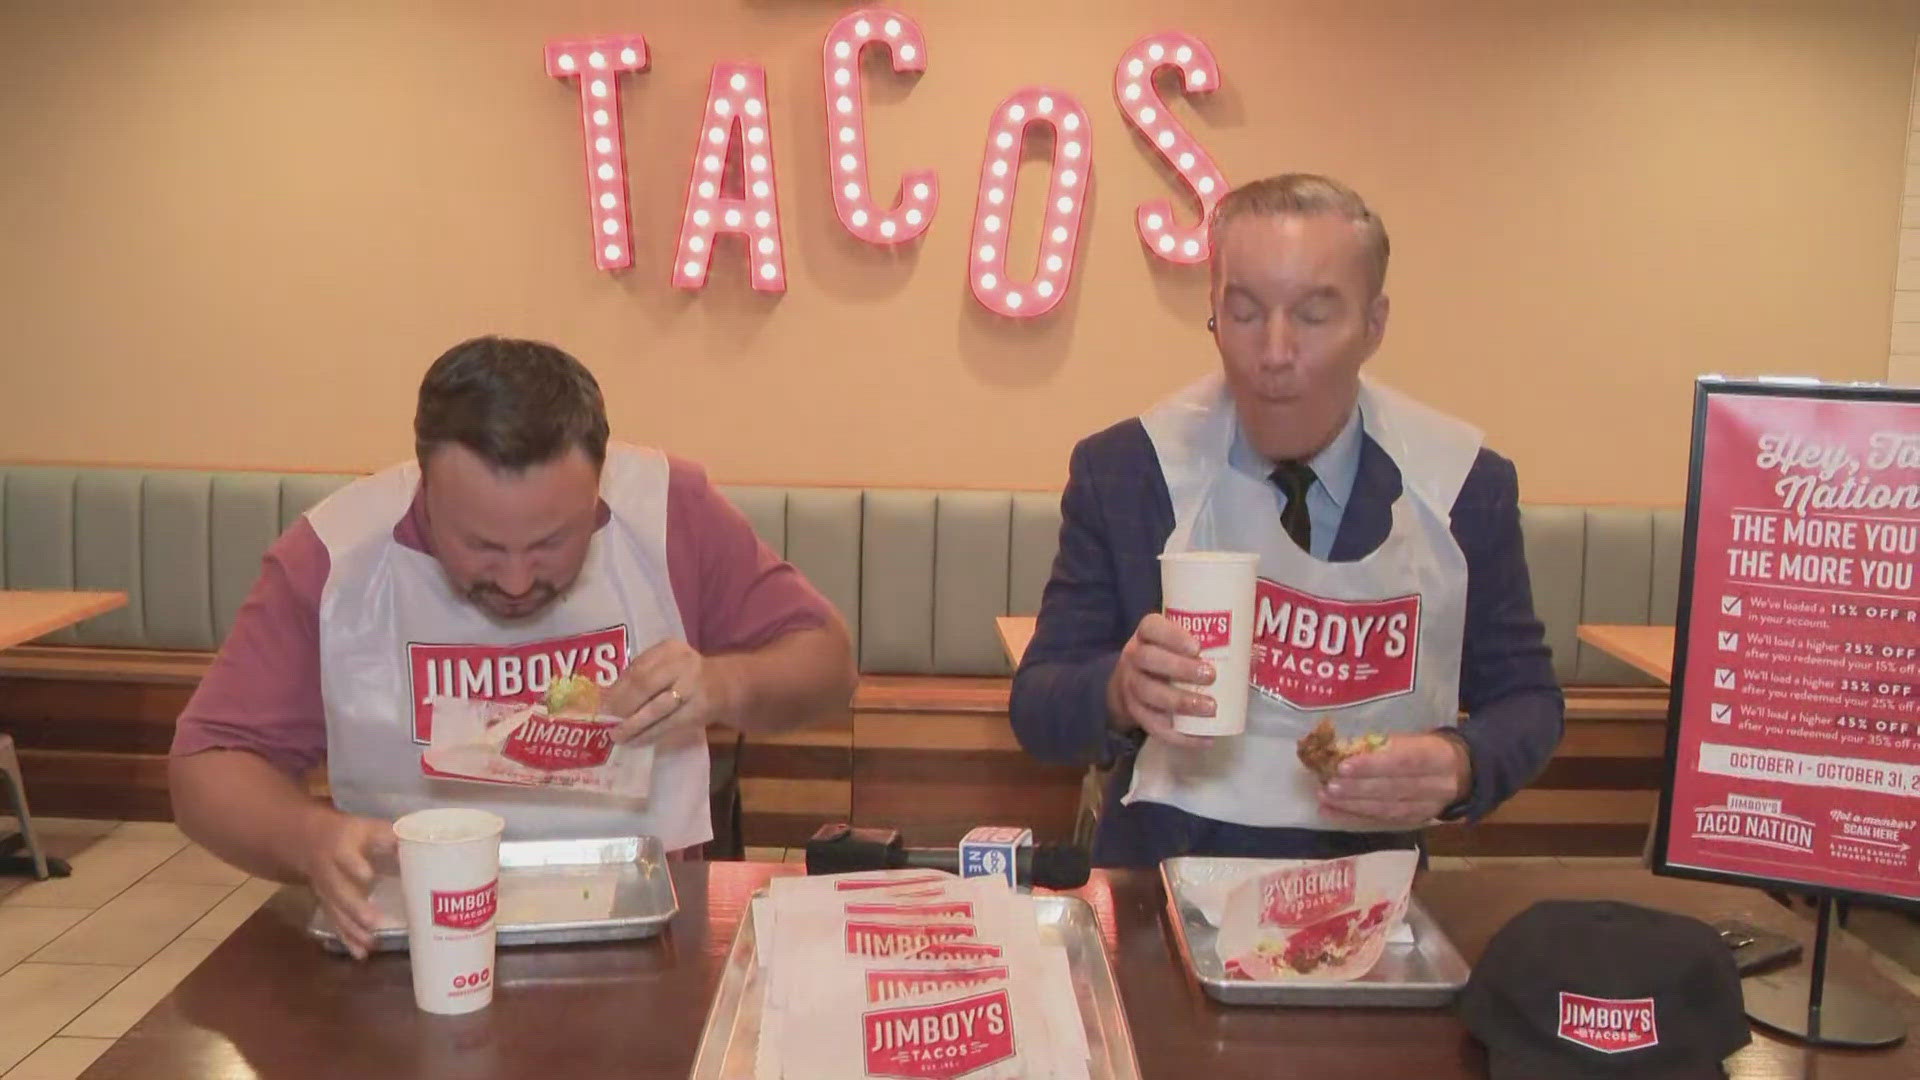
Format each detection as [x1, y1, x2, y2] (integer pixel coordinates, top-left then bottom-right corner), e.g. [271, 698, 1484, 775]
[671, 63, 788, 292]
[967, 89, 1091, 319]
[823, 9, 936, 245]
[1116, 32, 1227, 264]
[543, 22, 1227, 309]
[545, 37, 650, 272]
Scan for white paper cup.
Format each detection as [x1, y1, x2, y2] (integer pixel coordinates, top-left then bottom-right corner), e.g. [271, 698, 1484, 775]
[395, 807, 505, 1015]
[1159, 551, 1259, 736]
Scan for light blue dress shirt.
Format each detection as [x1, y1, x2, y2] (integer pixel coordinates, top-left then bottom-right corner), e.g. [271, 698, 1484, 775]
[1228, 404, 1364, 561]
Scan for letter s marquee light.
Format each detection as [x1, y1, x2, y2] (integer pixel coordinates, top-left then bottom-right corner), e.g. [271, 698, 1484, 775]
[967, 89, 1091, 319]
[1117, 32, 1227, 264]
[672, 63, 788, 292]
[545, 37, 650, 272]
[823, 9, 936, 246]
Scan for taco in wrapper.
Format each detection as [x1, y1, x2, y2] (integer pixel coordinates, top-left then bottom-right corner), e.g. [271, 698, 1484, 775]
[1215, 850, 1417, 982]
[419, 692, 652, 799]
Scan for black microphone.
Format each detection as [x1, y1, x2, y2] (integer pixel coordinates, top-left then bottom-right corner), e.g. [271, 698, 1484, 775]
[804, 824, 1091, 890]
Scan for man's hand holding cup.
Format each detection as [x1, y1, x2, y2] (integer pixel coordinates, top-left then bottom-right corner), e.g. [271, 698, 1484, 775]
[1108, 551, 1260, 748]
[1105, 613, 1218, 749]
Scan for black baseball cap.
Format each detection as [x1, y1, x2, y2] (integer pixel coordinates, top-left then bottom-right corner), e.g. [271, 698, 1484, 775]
[1459, 900, 1751, 1079]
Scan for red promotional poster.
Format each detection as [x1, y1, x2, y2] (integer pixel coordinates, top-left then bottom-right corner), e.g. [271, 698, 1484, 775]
[1659, 382, 1920, 904]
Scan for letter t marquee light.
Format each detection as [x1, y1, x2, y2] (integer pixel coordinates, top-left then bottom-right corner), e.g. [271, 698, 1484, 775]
[545, 37, 650, 272]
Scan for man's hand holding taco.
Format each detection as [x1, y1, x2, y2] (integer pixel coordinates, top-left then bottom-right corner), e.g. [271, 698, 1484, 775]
[1297, 719, 1472, 829]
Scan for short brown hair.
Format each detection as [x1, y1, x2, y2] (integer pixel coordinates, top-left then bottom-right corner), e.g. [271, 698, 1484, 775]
[1210, 174, 1390, 296]
[414, 336, 611, 471]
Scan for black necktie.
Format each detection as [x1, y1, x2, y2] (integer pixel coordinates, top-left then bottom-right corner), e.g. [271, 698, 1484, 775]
[1270, 462, 1317, 553]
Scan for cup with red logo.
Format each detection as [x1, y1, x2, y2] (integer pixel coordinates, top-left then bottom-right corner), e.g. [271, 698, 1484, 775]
[394, 807, 505, 1015]
[1158, 550, 1259, 736]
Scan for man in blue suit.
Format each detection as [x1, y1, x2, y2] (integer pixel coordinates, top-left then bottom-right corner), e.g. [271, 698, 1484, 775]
[1011, 175, 1564, 868]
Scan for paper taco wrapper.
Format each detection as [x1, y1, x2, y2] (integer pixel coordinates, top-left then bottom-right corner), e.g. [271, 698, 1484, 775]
[1214, 849, 1418, 982]
[421, 696, 652, 799]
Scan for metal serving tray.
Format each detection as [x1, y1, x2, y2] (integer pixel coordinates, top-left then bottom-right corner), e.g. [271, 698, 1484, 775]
[308, 835, 676, 954]
[1161, 856, 1470, 1007]
[689, 892, 1140, 1080]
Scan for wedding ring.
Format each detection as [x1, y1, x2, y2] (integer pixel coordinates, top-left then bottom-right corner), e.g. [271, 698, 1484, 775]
[665, 687, 685, 711]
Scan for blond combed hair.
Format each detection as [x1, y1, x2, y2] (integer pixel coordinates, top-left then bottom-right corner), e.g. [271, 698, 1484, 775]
[1209, 174, 1390, 296]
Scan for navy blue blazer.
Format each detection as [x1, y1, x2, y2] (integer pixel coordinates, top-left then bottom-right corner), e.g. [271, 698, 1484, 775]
[1009, 417, 1566, 867]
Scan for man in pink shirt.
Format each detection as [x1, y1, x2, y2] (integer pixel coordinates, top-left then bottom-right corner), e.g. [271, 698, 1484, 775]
[171, 337, 856, 957]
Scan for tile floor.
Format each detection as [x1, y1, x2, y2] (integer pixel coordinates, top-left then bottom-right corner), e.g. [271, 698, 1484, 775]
[0, 835, 1914, 1078]
[0, 818, 277, 1079]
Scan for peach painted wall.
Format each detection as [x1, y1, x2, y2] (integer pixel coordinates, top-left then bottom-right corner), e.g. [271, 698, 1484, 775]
[1, 1, 1915, 504]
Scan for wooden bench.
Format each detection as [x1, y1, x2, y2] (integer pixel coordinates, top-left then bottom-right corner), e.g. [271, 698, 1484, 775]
[0, 646, 1664, 855]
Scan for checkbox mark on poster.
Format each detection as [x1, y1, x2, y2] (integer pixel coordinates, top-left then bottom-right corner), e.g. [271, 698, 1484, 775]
[1711, 703, 1733, 723]
[1721, 596, 1743, 617]
[1718, 631, 1739, 651]
[1715, 668, 1736, 690]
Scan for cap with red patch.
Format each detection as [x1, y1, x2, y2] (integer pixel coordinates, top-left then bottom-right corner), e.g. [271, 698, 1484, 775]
[1459, 900, 1750, 1079]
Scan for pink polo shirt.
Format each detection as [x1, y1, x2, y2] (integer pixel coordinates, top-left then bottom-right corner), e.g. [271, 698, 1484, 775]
[172, 456, 834, 776]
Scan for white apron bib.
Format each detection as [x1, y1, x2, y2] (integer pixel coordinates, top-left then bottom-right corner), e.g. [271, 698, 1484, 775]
[309, 443, 712, 849]
[1125, 374, 1481, 830]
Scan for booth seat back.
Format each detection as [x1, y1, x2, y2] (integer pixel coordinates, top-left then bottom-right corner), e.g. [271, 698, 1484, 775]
[0, 466, 1680, 686]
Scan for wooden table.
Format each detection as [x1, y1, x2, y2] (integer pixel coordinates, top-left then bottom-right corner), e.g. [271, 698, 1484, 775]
[996, 614, 1036, 668]
[0, 590, 126, 877]
[79, 862, 1918, 1079]
[1577, 623, 1677, 684]
[0, 590, 125, 652]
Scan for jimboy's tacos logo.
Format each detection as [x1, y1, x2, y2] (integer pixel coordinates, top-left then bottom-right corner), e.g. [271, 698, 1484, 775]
[834, 873, 949, 892]
[865, 966, 1009, 1004]
[845, 900, 976, 919]
[432, 880, 498, 932]
[1692, 794, 1815, 855]
[909, 941, 1005, 961]
[1251, 580, 1419, 710]
[500, 715, 617, 772]
[864, 989, 1015, 1079]
[1165, 608, 1232, 651]
[845, 920, 979, 958]
[1261, 858, 1356, 927]
[1557, 992, 1658, 1054]
[407, 625, 628, 743]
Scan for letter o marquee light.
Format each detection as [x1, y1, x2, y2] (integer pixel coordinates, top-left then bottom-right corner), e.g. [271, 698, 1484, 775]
[967, 88, 1091, 319]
